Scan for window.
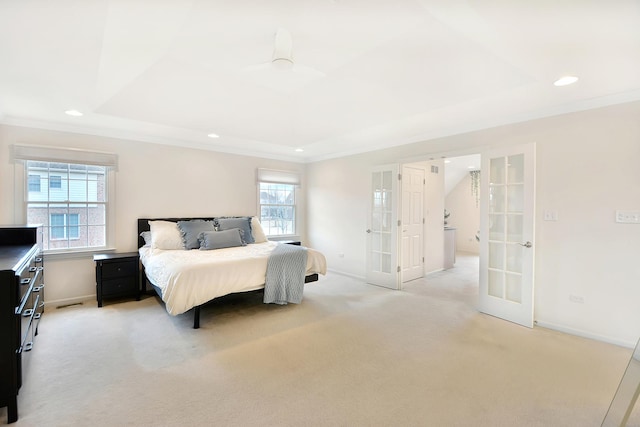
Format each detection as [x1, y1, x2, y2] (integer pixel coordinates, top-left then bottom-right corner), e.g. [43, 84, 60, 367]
[28, 174, 41, 192]
[259, 182, 296, 236]
[50, 213, 79, 239]
[50, 175, 62, 189]
[25, 161, 107, 251]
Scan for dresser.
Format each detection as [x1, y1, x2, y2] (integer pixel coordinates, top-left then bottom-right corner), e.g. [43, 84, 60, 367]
[0, 226, 44, 424]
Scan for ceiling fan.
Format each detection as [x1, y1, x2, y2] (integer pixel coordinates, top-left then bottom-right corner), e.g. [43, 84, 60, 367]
[241, 28, 325, 89]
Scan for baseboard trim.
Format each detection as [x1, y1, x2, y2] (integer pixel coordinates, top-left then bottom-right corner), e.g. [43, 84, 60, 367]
[535, 320, 636, 349]
[326, 268, 365, 281]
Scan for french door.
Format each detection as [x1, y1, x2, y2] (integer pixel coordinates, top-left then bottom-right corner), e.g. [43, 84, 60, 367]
[479, 143, 536, 327]
[366, 164, 400, 289]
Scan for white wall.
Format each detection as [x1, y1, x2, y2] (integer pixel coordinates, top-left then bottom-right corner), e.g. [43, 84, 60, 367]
[445, 173, 480, 254]
[307, 101, 640, 346]
[3, 101, 640, 347]
[0, 124, 306, 306]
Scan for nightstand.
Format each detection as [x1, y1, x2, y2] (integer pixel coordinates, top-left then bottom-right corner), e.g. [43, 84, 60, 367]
[93, 252, 140, 307]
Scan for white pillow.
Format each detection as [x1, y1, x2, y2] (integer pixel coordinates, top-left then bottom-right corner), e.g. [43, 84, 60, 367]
[251, 216, 268, 243]
[149, 220, 184, 250]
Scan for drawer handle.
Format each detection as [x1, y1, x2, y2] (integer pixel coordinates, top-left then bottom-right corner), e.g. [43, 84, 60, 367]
[20, 278, 31, 285]
[23, 308, 34, 317]
[33, 285, 43, 292]
[29, 266, 37, 272]
[35, 257, 42, 262]
[37, 266, 44, 271]
[23, 342, 33, 352]
[34, 313, 41, 320]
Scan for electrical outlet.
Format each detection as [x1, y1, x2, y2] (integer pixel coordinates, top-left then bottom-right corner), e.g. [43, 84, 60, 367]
[338, 253, 345, 258]
[543, 210, 558, 221]
[616, 210, 640, 224]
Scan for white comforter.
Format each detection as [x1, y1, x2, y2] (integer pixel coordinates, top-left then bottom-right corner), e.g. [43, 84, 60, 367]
[139, 241, 327, 315]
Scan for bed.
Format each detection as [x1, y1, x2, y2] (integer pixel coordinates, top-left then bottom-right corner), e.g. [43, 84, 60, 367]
[137, 217, 327, 328]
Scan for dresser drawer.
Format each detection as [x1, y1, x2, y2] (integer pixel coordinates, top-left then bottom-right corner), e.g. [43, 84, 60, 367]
[100, 260, 137, 279]
[101, 277, 138, 297]
[16, 255, 38, 306]
[19, 294, 39, 353]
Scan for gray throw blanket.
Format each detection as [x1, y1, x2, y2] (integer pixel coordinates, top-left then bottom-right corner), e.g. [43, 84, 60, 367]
[264, 243, 308, 305]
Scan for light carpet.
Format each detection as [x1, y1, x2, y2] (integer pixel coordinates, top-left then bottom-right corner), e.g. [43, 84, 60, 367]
[2, 253, 638, 426]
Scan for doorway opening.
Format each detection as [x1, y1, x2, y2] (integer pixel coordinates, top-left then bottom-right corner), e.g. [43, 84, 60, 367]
[443, 153, 481, 281]
[399, 154, 481, 290]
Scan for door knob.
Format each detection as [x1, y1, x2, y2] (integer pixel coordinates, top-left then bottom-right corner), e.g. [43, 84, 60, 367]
[366, 229, 371, 233]
[519, 241, 532, 248]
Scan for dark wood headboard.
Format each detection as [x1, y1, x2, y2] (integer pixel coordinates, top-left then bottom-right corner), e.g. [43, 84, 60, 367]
[137, 217, 216, 248]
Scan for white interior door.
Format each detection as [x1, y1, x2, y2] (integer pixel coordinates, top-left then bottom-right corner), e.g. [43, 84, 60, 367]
[366, 164, 400, 290]
[479, 143, 536, 327]
[401, 166, 425, 282]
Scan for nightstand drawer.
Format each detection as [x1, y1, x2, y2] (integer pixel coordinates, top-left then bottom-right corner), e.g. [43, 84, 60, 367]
[101, 260, 137, 279]
[101, 277, 138, 296]
[94, 252, 140, 307]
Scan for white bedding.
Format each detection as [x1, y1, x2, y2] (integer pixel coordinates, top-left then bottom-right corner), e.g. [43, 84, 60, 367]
[139, 241, 327, 315]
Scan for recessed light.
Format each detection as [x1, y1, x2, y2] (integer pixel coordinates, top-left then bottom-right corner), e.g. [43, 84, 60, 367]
[295, 148, 304, 153]
[553, 76, 578, 87]
[468, 165, 476, 169]
[65, 109, 83, 117]
[207, 133, 220, 138]
[444, 160, 451, 164]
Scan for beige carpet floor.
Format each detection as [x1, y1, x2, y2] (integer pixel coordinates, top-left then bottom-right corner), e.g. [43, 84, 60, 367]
[3, 253, 638, 426]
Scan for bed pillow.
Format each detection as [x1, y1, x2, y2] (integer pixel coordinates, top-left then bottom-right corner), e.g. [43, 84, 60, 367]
[250, 216, 268, 243]
[199, 229, 246, 250]
[216, 217, 255, 244]
[177, 219, 215, 250]
[149, 220, 184, 250]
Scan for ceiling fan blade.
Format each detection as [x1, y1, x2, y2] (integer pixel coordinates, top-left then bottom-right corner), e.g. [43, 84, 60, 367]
[272, 28, 293, 66]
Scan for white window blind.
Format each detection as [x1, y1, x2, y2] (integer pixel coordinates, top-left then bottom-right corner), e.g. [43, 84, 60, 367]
[256, 168, 300, 186]
[11, 144, 118, 169]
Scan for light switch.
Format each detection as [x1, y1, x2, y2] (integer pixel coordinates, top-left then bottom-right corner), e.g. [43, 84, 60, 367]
[616, 210, 640, 224]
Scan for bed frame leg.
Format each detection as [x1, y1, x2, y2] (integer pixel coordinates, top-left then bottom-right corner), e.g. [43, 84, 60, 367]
[193, 306, 200, 329]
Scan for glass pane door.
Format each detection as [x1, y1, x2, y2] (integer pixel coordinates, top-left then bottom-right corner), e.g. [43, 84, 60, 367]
[488, 153, 525, 303]
[366, 164, 399, 289]
[480, 144, 535, 327]
[371, 170, 393, 275]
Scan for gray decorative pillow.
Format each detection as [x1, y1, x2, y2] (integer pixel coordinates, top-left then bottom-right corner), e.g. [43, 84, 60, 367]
[216, 217, 255, 244]
[199, 229, 246, 250]
[139, 231, 152, 246]
[177, 220, 215, 249]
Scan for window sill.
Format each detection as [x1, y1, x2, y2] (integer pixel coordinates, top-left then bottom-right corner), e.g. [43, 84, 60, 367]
[43, 247, 117, 260]
[268, 235, 300, 242]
